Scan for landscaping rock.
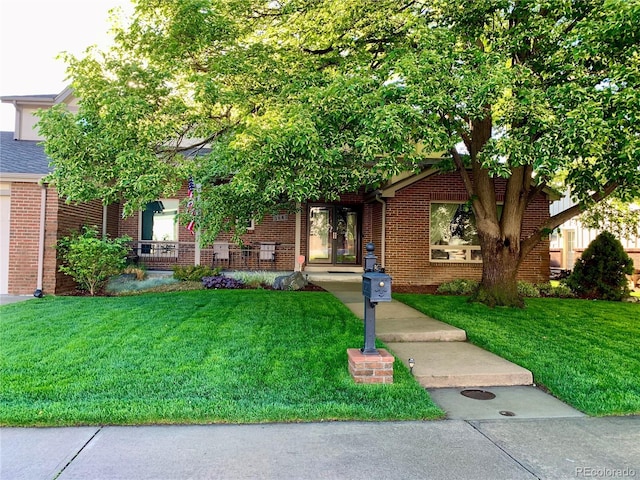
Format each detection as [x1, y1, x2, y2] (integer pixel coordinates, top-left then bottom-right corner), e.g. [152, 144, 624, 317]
[273, 272, 308, 291]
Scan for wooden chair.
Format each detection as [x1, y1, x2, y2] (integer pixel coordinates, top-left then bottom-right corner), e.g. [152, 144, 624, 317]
[259, 242, 276, 269]
[213, 242, 230, 267]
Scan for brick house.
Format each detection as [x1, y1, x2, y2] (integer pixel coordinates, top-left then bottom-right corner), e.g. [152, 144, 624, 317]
[1, 89, 551, 295]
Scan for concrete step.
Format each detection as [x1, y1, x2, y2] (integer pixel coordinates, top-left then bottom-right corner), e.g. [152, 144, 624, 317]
[386, 342, 533, 389]
[376, 309, 467, 343]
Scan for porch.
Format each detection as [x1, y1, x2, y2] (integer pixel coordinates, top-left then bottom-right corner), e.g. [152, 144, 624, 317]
[129, 241, 296, 272]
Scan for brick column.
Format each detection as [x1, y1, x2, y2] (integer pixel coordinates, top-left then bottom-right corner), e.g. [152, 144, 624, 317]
[347, 348, 395, 384]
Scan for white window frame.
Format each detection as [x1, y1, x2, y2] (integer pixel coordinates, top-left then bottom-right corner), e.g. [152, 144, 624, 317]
[138, 199, 180, 258]
[429, 201, 482, 263]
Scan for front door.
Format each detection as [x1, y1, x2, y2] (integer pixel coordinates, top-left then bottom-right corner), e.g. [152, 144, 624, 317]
[308, 205, 360, 265]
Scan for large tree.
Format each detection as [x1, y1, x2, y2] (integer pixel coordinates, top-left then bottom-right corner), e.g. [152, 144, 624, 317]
[38, 0, 640, 307]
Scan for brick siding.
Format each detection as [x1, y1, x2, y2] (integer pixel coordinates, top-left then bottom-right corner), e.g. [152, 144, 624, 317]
[381, 172, 550, 286]
[8, 182, 114, 295]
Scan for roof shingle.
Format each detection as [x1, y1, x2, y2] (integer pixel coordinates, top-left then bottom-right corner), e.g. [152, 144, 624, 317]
[0, 131, 51, 175]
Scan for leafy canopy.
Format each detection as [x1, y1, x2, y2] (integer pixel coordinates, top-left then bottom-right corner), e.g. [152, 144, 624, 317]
[37, 0, 640, 245]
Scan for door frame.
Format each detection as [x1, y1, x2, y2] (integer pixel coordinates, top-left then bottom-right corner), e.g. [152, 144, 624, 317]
[307, 204, 362, 266]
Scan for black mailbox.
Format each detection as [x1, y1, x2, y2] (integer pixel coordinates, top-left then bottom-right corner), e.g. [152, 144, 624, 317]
[362, 271, 392, 302]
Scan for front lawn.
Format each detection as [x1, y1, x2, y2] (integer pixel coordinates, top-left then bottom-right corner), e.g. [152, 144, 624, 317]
[0, 290, 443, 427]
[394, 294, 640, 416]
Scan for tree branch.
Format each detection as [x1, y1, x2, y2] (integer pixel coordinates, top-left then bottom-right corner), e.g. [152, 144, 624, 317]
[520, 182, 619, 259]
[451, 147, 475, 197]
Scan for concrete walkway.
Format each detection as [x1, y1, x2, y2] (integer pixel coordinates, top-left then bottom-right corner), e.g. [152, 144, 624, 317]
[315, 281, 533, 389]
[314, 280, 585, 420]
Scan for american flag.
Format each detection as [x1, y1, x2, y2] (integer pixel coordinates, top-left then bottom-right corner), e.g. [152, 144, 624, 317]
[186, 177, 196, 234]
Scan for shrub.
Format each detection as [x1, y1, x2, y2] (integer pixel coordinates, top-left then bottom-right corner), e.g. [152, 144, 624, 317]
[173, 265, 221, 281]
[123, 266, 147, 281]
[202, 275, 245, 289]
[57, 226, 131, 295]
[106, 277, 180, 294]
[517, 281, 540, 298]
[436, 279, 479, 295]
[227, 271, 281, 288]
[566, 231, 634, 301]
[537, 282, 575, 298]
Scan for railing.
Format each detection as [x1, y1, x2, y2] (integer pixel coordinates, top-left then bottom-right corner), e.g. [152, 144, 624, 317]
[128, 241, 292, 271]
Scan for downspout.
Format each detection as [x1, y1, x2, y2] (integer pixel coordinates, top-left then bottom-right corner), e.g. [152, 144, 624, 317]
[34, 184, 47, 297]
[102, 205, 108, 237]
[294, 204, 302, 272]
[374, 193, 386, 269]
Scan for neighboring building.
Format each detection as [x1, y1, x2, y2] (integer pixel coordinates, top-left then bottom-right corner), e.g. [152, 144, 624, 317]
[549, 195, 640, 273]
[0, 90, 119, 295]
[1, 89, 552, 295]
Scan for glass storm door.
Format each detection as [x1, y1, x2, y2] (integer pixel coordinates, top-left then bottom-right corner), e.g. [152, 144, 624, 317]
[308, 205, 360, 265]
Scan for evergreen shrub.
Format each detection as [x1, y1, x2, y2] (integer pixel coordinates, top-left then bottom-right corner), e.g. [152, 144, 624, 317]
[566, 231, 634, 301]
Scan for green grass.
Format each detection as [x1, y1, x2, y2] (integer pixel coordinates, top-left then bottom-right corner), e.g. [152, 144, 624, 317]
[0, 290, 443, 426]
[394, 294, 640, 416]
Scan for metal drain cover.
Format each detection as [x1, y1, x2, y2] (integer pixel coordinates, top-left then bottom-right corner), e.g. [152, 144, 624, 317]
[460, 389, 496, 400]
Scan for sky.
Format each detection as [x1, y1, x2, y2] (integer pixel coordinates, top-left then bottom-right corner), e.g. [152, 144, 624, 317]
[0, 0, 133, 132]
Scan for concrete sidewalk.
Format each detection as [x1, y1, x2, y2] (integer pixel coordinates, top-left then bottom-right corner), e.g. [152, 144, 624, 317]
[2, 418, 638, 479]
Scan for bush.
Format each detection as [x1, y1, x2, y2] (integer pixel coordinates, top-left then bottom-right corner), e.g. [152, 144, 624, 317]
[566, 231, 634, 301]
[202, 275, 245, 289]
[517, 281, 540, 298]
[537, 282, 575, 298]
[436, 279, 479, 295]
[57, 226, 131, 295]
[123, 265, 147, 281]
[227, 270, 281, 288]
[106, 276, 180, 294]
[173, 265, 221, 281]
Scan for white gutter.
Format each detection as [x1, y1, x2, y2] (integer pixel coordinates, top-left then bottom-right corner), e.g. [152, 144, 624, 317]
[374, 194, 386, 268]
[36, 185, 47, 295]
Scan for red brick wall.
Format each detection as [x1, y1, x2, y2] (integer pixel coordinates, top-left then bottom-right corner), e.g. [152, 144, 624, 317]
[7, 183, 44, 295]
[52, 193, 105, 294]
[383, 172, 550, 286]
[7, 183, 105, 295]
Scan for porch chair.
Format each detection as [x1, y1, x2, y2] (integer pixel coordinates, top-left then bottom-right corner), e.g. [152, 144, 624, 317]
[259, 242, 276, 269]
[212, 242, 230, 268]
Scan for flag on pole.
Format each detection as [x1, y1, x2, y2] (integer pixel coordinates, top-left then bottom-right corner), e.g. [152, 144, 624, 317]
[186, 177, 196, 235]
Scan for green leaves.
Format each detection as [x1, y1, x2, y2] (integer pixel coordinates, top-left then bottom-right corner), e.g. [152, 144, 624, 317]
[35, 0, 640, 245]
[57, 226, 131, 295]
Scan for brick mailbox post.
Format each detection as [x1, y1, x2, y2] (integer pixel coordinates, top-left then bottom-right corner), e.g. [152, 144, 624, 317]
[347, 243, 395, 384]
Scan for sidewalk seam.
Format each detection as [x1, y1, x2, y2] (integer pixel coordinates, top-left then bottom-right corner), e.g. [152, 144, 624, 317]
[53, 426, 103, 480]
[466, 420, 542, 480]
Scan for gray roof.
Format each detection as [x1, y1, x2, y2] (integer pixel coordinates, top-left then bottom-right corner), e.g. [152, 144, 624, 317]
[0, 131, 52, 176]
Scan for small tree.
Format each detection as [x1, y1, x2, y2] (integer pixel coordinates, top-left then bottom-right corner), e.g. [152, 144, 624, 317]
[566, 232, 634, 301]
[57, 226, 131, 295]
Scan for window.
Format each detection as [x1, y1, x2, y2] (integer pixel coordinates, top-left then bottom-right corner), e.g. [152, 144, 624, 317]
[140, 199, 179, 256]
[430, 203, 482, 262]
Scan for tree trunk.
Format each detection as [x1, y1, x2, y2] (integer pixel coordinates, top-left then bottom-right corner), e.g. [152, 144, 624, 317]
[471, 234, 524, 308]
